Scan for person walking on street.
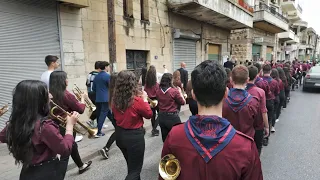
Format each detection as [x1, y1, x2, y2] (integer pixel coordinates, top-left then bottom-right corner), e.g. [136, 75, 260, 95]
[93, 61, 111, 137]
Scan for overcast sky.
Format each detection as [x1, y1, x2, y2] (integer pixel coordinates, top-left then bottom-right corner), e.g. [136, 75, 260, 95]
[302, 0, 320, 33]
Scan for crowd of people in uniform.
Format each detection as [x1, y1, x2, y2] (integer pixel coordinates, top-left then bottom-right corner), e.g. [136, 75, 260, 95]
[0, 54, 315, 180]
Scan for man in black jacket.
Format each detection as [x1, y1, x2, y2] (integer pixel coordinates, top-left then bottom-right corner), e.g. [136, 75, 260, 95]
[178, 62, 188, 91]
[224, 58, 235, 70]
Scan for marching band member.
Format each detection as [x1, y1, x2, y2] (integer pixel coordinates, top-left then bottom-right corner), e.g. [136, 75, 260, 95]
[156, 73, 185, 142]
[144, 65, 160, 136]
[0, 80, 78, 180]
[261, 64, 279, 144]
[159, 60, 262, 180]
[100, 72, 118, 159]
[49, 71, 92, 175]
[186, 80, 198, 116]
[222, 65, 260, 138]
[112, 70, 153, 180]
[247, 66, 269, 155]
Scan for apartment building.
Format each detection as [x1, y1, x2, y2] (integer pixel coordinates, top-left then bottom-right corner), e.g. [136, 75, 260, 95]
[231, 0, 289, 62]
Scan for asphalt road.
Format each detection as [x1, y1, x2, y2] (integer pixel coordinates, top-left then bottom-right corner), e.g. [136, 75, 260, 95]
[65, 88, 320, 180]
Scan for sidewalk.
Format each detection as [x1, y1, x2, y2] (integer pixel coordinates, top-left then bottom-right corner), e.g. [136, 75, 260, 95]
[0, 105, 190, 180]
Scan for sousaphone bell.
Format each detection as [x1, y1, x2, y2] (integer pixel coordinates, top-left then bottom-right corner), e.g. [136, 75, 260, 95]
[159, 154, 181, 180]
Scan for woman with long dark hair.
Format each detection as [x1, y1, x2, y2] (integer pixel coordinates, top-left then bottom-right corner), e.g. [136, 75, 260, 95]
[113, 70, 153, 180]
[270, 68, 281, 132]
[0, 80, 78, 180]
[277, 67, 287, 118]
[144, 65, 160, 136]
[49, 71, 92, 175]
[99, 72, 118, 159]
[156, 73, 186, 142]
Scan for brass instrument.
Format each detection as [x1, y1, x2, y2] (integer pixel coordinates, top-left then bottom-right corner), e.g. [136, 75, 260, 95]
[0, 104, 9, 117]
[73, 84, 96, 112]
[50, 100, 98, 138]
[147, 97, 158, 108]
[159, 154, 181, 180]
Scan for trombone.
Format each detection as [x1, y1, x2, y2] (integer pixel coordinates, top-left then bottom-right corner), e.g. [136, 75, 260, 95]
[73, 84, 96, 112]
[159, 154, 181, 180]
[0, 104, 9, 117]
[50, 100, 98, 138]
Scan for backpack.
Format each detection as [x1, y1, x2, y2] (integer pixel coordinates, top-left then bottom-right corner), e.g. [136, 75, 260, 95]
[86, 71, 99, 92]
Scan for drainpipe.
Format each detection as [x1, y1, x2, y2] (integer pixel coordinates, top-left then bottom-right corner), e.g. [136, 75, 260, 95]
[107, 0, 116, 72]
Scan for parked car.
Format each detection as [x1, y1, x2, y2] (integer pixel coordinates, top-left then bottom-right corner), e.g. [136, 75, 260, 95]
[303, 66, 320, 91]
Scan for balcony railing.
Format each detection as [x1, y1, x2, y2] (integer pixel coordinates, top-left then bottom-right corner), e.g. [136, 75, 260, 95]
[255, 3, 289, 23]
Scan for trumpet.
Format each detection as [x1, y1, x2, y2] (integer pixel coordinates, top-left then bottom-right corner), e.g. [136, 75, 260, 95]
[147, 97, 158, 108]
[159, 154, 181, 180]
[73, 84, 96, 112]
[50, 100, 98, 138]
[0, 104, 9, 117]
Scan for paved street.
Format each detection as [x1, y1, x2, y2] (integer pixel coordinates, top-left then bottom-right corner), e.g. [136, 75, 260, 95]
[1, 89, 320, 180]
[65, 89, 320, 180]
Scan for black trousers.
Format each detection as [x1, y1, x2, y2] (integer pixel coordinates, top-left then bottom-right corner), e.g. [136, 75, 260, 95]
[104, 112, 117, 150]
[273, 96, 280, 127]
[20, 158, 63, 180]
[157, 112, 181, 142]
[188, 98, 198, 116]
[276, 91, 285, 119]
[150, 97, 159, 132]
[284, 88, 290, 108]
[116, 127, 145, 180]
[59, 126, 84, 168]
[254, 129, 264, 156]
[88, 92, 97, 121]
[266, 100, 274, 138]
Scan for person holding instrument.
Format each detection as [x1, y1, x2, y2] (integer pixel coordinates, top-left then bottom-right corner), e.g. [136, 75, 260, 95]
[144, 65, 160, 137]
[113, 70, 153, 180]
[49, 71, 92, 175]
[0, 80, 78, 180]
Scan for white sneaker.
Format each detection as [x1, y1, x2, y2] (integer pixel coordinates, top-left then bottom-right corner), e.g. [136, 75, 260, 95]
[271, 127, 276, 133]
[75, 135, 83, 142]
[103, 124, 109, 129]
[276, 119, 279, 123]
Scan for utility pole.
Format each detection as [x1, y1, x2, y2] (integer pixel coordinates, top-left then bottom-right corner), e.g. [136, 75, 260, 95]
[107, 0, 116, 72]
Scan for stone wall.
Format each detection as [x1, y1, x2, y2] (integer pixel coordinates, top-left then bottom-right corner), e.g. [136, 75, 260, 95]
[59, 4, 86, 91]
[114, 0, 171, 73]
[230, 29, 252, 62]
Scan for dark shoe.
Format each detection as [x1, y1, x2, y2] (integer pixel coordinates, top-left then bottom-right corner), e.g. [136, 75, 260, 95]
[152, 130, 159, 136]
[95, 132, 105, 138]
[99, 148, 109, 159]
[263, 138, 269, 146]
[79, 161, 92, 174]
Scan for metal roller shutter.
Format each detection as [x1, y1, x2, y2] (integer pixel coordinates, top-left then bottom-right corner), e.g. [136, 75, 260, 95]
[173, 39, 196, 77]
[266, 46, 273, 61]
[0, 0, 61, 128]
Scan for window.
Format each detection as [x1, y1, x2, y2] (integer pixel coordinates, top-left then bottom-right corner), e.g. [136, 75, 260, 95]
[126, 50, 148, 70]
[140, 0, 149, 21]
[123, 0, 133, 17]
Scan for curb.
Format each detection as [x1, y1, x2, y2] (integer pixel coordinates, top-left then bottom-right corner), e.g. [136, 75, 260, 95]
[66, 107, 190, 171]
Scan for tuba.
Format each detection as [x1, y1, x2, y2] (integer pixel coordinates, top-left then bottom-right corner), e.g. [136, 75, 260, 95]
[159, 154, 181, 180]
[0, 104, 9, 117]
[50, 100, 98, 138]
[73, 84, 96, 112]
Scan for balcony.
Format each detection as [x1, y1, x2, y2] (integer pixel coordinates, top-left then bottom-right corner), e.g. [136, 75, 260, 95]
[58, 0, 89, 8]
[287, 35, 300, 44]
[292, 20, 308, 31]
[167, 0, 253, 30]
[281, 0, 302, 13]
[253, 3, 289, 34]
[278, 31, 295, 41]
